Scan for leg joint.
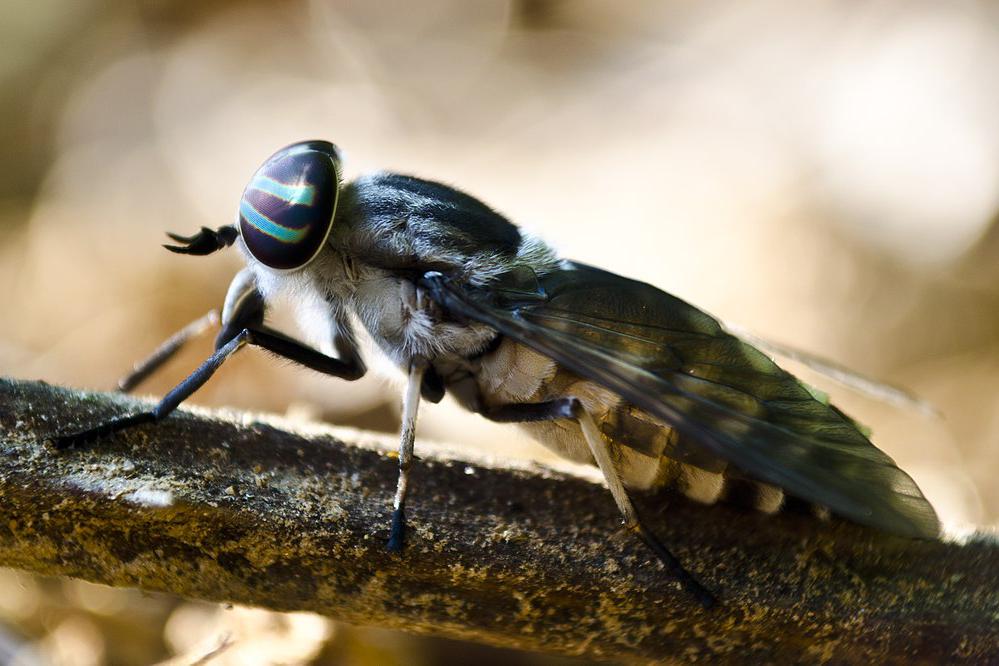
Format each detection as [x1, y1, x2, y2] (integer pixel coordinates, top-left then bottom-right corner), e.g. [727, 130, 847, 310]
[215, 326, 253, 351]
[560, 397, 584, 420]
[481, 397, 584, 424]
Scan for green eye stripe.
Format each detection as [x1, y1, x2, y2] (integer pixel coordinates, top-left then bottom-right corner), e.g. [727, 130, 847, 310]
[249, 174, 317, 206]
[239, 199, 307, 243]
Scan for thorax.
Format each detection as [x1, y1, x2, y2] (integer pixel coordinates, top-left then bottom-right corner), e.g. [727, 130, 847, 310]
[247, 246, 496, 370]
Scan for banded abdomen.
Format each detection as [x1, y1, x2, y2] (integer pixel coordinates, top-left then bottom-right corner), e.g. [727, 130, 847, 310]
[473, 337, 788, 513]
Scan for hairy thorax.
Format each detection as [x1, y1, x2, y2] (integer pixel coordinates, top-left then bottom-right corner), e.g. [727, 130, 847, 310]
[249, 242, 497, 371]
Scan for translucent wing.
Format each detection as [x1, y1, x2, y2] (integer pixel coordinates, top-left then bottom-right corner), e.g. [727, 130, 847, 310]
[421, 263, 939, 539]
[723, 323, 939, 417]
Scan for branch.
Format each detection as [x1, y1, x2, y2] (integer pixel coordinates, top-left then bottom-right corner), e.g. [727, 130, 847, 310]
[0, 377, 996, 663]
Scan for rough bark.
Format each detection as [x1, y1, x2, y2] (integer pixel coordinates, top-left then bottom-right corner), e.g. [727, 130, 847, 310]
[0, 377, 996, 664]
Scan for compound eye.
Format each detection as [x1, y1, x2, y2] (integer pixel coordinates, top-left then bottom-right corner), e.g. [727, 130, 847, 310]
[238, 140, 341, 271]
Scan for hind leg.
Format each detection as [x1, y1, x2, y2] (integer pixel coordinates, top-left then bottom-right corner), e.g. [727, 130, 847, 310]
[483, 398, 717, 608]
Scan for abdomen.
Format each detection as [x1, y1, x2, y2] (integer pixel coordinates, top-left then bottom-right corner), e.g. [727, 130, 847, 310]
[475, 339, 786, 512]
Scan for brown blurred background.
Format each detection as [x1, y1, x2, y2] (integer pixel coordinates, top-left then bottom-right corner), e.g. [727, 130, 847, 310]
[1, 1, 998, 663]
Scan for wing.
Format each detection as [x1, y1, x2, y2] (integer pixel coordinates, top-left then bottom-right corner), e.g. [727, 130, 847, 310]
[421, 263, 940, 539]
[723, 323, 939, 417]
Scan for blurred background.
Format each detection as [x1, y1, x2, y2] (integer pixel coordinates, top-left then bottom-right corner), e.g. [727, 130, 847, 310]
[1, 0, 998, 663]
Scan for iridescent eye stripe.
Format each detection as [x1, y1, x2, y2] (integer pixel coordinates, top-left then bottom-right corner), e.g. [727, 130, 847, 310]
[249, 174, 316, 206]
[239, 199, 307, 243]
[237, 141, 339, 270]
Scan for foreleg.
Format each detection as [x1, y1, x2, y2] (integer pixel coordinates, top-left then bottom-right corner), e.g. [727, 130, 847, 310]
[52, 272, 365, 449]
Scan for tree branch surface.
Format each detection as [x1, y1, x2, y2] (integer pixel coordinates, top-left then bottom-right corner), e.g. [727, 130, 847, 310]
[0, 378, 996, 663]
